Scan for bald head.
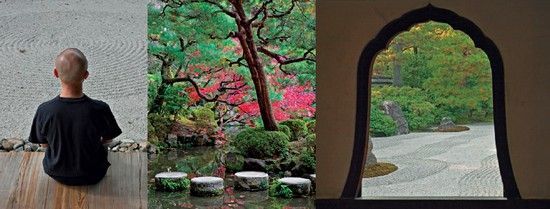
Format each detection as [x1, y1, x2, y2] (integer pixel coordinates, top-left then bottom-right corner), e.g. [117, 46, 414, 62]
[54, 48, 88, 85]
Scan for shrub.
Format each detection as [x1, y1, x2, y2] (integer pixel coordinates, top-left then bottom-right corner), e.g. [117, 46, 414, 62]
[224, 151, 245, 172]
[269, 181, 293, 198]
[191, 106, 216, 129]
[371, 86, 437, 131]
[298, 147, 316, 173]
[279, 119, 308, 141]
[232, 128, 290, 159]
[147, 113, 172, 142]
[306, 120, 316, 134]
[277, 124, 292, 139]
[305, 133, 316, 150]
[369, 107, 397, 137]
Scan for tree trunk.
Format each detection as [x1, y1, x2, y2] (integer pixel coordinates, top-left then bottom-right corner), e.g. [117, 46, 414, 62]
[393, 42, 403, 87]
[231, 1, 278, 131]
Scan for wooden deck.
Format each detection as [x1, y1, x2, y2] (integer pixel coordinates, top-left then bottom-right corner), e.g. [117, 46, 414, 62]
[0, 152, 147, 209]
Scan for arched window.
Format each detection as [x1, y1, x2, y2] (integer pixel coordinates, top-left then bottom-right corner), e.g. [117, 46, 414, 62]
[345, 4, 519, 199]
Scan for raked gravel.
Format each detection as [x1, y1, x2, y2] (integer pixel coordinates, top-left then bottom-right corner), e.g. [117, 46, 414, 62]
[362, 124, 504, 197]
[0, 0, 150, 142]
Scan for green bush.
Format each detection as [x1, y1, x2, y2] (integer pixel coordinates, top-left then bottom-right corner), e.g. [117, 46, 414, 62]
[269, 181, 293, 198]
[277, 124, 292, 139]
[371, 86, 437, 131]
[369, 107, 397, 137]
[306, 120, 316, 134]
[232, 128, 290, 159]
[305, 133, 316, 150]
[224, 151, 245, 172]
[299, 148, 316, 173]
[279, 119, 308, 141]
[191, 106, 216, 128]
[147, 113, 172, 142]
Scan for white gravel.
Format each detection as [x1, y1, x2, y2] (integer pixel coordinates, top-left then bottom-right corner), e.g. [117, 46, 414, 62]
[362, 124, 504, 197]
[0, 0, 149, 142]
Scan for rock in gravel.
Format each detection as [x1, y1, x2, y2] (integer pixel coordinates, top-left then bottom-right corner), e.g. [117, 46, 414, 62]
[366, 138, 377, 166]
[439, 117, 455, 129]
[129, 143, 139, 150]
[234, 171, 269, 191]
[380, 100, 409, 135]
[1, 138, 24, 151]
[190, 176, 224, 197]
[108, 140, 122, 149]
[138, 142, 149, 152]
[119, 142, 132, 148]
[278, 177, 311, 197]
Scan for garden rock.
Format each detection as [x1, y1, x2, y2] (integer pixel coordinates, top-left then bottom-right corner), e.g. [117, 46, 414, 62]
[366, 138, 377, 166]
[278, 177, 311, 197]
[1, 138, 24, 151]
[107, 140, 122, 149]
[439, 117, 455, 129]
[155, 172, 188, 191]
[380, 101, 409, 135]
[138, 142, 149, 152]
[234, 171, 269, 191]
[190, 176, 224, 197]
[243, 158, 267, 172]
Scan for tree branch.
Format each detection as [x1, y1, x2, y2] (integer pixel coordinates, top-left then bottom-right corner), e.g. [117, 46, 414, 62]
[267, 0, 296, 18]
[248, 0, 272, 25]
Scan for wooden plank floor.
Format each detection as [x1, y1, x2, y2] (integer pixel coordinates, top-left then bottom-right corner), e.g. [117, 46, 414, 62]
[0, 152, 147, 209]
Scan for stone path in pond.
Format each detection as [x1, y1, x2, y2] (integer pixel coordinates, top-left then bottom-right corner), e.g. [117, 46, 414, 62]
[362, 123, 504, 197]
[0, 0, 147, 142]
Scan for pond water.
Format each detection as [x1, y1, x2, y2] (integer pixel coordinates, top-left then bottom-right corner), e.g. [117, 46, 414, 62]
[148, 146, 315, 209]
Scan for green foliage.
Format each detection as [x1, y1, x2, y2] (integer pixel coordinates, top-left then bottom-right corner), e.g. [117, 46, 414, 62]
[157, 178, 190, 191]
[148, 113, 172, 143]
[372, 86, 437, 131]
[305, 133, 316, 150]
[369, 107, 397, 137]
[298, 147, 316, 173]
[232, 128, 289, 159]
[306, 120, 316, 134]
[269, 181, 293, 198]
[191, 106, 216, 128]
[277, 124, 292, 139]
[371, 21, 494, 131]
[279, 119, 308, 141]
[224, 151, 245, 172]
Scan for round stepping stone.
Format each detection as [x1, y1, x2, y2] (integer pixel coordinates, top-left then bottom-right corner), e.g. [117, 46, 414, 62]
[278, 177, 311, 197]
[190, 176, 224, 197]
[155, 172, 189, 191]
[234, 171, 269, 191]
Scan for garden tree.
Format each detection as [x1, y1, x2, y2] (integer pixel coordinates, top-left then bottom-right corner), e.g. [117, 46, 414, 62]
[148, 0, 315, 131]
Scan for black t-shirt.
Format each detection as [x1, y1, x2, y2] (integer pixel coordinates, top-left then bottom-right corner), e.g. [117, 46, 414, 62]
[29, 94, 122, 177]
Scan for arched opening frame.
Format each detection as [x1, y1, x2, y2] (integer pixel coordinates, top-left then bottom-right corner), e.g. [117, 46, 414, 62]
[343, 4, 520, 200]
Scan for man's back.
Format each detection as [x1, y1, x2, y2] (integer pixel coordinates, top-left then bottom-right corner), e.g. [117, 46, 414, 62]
[29, 95, 121, 178]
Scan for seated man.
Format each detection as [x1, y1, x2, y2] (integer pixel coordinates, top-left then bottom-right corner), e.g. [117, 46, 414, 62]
[29, 48, 122, 186]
